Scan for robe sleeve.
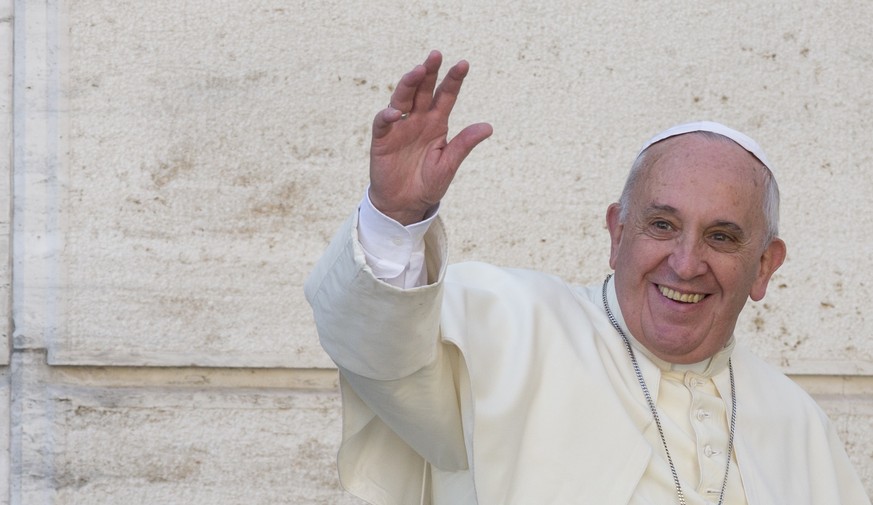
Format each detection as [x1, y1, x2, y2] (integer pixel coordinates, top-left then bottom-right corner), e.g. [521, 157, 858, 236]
[304, 212, 469, 505]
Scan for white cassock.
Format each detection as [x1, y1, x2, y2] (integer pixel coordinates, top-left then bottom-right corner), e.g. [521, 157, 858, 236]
[304, 209, 871, 505]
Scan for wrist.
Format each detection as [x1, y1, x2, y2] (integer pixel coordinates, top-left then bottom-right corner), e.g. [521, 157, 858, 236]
[367, 192, 431, 226]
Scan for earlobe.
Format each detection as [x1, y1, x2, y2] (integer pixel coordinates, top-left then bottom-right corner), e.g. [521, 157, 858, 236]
[750, 238, 787, 301]
[606, 203, 623, 269]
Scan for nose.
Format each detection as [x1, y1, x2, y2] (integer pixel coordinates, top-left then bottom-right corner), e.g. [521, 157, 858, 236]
[667, 235, 708, 279]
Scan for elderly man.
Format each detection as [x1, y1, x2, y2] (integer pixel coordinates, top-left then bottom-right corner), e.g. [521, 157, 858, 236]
[305, 51, 870, 504]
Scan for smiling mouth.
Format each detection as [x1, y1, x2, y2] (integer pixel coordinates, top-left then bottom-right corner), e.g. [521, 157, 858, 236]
[658, 285, 705, 304]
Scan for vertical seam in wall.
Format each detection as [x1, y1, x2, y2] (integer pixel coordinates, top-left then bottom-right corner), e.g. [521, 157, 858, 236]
[10, 0, 23, 360]
[43, 0, 60, 364]
[9, 2, 62, 504]
[11, 0, 60, 358]
[8, 0, 20, 358]
[0, 0, 13, 367]
[9, 0, 23, 502]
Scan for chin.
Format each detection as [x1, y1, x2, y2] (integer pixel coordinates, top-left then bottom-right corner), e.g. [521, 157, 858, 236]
[646, 334, 711, 363]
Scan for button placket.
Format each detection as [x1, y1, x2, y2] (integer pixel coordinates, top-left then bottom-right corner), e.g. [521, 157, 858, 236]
[685, 371, 732, 498]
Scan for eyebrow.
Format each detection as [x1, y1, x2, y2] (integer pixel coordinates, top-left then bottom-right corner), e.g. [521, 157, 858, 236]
[645, 203, 678, 215]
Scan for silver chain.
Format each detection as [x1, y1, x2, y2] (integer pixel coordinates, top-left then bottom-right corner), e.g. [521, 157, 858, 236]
[601, 274, 736, 505]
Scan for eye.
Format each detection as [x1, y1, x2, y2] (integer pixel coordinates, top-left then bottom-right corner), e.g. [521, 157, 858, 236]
[707, 230, 744, 252]
[645, 219, 676, 239]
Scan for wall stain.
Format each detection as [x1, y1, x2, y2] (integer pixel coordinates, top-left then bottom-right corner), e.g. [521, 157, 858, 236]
[291, 145, 336, 160]
[753, 316, 765, 331]
[249, 181, 300, 218]
[148, 154, 195, 188]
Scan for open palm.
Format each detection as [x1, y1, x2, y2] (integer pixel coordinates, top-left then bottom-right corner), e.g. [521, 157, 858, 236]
[368, 51, 493, 225]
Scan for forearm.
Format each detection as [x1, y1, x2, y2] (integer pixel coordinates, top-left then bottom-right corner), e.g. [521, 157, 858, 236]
[305, 211, 468, 468]
[304, 210, 448, 380]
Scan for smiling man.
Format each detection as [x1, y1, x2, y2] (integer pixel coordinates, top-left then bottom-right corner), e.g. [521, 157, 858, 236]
[607, 127, 786, 366]
[305, 51, 870, 504]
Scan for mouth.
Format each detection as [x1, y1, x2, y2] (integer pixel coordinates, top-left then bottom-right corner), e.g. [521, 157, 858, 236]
[658, 285, 706, 304]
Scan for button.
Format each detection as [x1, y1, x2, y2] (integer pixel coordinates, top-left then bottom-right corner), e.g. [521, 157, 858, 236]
[684, 375, 704, 388]
[696, 409, 711, 421]
[703, 445, 722, 458]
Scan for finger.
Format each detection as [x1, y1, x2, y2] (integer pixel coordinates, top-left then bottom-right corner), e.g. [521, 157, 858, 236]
[431, 59, 470, 117]
[387, 64, 427, 115]
[438, 122, 493, 169]
[375, 56, 433, 140]
[387, 51, 440, 115]
[372, 106, 406, 141]
[412, 50, 443, 112]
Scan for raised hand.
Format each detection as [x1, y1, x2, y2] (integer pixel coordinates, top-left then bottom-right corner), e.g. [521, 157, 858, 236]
[368, 50, 493, 225]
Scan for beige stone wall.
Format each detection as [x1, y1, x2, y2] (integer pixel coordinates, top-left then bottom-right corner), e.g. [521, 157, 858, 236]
[3, 0, 871, 503]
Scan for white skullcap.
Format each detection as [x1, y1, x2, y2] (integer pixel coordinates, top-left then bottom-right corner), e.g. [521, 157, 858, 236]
[638, 120, 773, 173]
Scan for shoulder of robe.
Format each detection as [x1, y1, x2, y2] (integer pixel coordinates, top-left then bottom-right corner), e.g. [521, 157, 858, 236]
[441, 262, 592, 322]
[731, 345, 831, 427]
[444, 261, 575, 294]
[439, 262, 605, 359]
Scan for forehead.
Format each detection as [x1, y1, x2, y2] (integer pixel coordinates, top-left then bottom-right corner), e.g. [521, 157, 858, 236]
[634, 134, 768, 223]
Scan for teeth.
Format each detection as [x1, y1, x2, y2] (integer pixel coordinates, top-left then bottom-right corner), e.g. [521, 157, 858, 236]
[659, 285, 704, 304]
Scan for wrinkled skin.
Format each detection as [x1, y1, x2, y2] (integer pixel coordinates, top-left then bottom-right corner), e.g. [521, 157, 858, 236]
[606, 134, 786, 364]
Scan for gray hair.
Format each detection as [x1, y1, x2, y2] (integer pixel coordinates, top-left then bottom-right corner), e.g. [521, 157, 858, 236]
[617, 131, 780, 243]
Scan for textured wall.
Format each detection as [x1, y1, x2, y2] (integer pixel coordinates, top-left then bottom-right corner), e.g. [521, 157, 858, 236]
[4, 0, 872, 503]
[1, 0, 11, 366]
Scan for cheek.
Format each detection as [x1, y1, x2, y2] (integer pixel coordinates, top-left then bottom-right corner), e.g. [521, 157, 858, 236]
[720, 260, 760, 300]
[612, 239, 640, 272]
[624, 237, 669, 270]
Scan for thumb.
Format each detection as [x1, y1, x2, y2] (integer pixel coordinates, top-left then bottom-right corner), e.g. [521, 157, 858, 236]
[441, 122, 493, 170]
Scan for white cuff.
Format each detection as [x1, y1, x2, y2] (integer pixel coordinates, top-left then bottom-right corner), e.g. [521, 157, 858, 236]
[357, 188, 438, 285]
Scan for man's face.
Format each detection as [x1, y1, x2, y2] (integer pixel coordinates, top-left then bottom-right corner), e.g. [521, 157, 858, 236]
[606, 134, 786, 364]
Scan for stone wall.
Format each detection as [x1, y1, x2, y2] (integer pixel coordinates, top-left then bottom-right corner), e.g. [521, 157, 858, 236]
[3, 0, 871, 503]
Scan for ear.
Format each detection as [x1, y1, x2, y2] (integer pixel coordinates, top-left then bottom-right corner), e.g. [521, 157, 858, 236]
[606, 203, 624, 270]
[750, 237, 787, 301]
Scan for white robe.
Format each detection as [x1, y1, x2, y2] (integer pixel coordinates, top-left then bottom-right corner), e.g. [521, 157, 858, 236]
[304, 213, 871, 505]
